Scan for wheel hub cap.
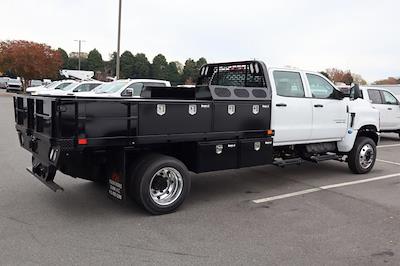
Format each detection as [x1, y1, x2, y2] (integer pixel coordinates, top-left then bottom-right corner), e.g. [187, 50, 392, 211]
[359, 144, 374, 169]
[149, 167, 184, 206]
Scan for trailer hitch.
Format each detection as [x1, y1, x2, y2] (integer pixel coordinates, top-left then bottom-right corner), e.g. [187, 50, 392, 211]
[28, 136, 38, 152]
[26, 158, 64, 192]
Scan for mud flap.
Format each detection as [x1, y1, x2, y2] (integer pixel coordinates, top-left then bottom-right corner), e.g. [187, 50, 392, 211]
[27, 157, 63, 192]
[107, 149, 128, 201]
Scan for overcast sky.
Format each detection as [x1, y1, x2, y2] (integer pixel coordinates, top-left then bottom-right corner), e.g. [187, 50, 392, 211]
[1, 0, 399, 82]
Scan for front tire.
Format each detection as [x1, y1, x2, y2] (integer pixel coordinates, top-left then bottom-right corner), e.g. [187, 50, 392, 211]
[348, 137, 376, 174]
[130, 154, 191, 215]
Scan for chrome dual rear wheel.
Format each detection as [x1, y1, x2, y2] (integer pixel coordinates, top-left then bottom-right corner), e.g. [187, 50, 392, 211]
[130, 154, 190, 215]
[149, 167, 184, 206]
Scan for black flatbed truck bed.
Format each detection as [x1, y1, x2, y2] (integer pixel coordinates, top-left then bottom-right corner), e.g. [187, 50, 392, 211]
[13, 61, 274, 214]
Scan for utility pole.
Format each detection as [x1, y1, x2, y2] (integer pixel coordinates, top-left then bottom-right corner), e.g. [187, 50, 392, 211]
[74, 40, 86, 70]
[116, 0, 122, 79]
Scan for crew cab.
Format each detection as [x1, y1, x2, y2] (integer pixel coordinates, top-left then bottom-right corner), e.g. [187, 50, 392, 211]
[13, 60, 379, 215]
[75, 79, 171, 97]
[359, 86, 400, 136]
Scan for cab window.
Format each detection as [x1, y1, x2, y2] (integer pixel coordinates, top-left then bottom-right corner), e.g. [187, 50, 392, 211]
[73, 84, 89, 92]
[89, 83, 101, 91]
[273, 71, 305, 97]
[56, 82, 72, 90]
[381, 91, 398, 105]
[74, 83, 101, 92]
[306, 74, 339, 99]
[367, 90, 383, 104]
[121, 83, 143, 97]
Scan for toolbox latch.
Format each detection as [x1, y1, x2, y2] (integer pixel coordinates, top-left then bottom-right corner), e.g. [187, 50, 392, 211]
[188, 104, 197, 115]
[252, 105, 260, 115]
[157, 104, 166, 116]
[216, 144, 223, 154]
[227, 105, 236, 115]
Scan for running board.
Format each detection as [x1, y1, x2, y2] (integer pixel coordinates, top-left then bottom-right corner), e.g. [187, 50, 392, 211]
[26, 168, 64, 192]
[309, 154, 339, 163]
[273, 158, 304, 168]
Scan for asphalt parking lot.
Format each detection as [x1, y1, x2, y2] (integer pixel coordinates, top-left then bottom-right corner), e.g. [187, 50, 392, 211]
[0, 91, 400, 265]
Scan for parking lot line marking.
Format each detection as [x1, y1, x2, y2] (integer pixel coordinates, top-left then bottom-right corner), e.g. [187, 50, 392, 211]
[253, 173, 400, 204]
[378, 144, 400, 148]
[376, 159, 400, 166]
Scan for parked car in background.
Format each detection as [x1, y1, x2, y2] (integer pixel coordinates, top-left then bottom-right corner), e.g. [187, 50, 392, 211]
[368, 85, 400, 99]
[336, 83, 351, 96]
[28, 80, 76, 95]
[359, 86, 400, 136]
[0, 77, 9, 89]
[30, 80, 43, 87]
[43, 79, 52, 86]
[36, 80, 103, 96]
[75, 79, 171, 97]
[6, 77, 22, 92]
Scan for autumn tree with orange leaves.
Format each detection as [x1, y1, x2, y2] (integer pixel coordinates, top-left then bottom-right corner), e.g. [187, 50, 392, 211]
[325, 68, 367, 85]
[0, 40, 62, 91]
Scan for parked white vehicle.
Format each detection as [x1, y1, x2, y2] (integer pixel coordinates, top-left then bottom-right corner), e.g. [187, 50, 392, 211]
[358, 86, 400, 136]
[36, 81, 103, 96]
[368, 85, 400, 99]
[30, 80, 43, 87]
[28, 80, 76, 95]
[0, 77, 9, 89]
[75, 79, 171, 97]
[6, 77, 22, 92]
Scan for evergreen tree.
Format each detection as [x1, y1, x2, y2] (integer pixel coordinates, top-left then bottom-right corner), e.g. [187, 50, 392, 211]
[120, 51, 135, 78]
[151, 54, 168, 80]
[166, 62, 180, 85]
[182, 59, 197, 84]
[132, 53, 151, 78]
[87, 49, 104, 72]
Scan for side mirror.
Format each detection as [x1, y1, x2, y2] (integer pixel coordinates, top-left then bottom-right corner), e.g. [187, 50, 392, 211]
[124, 88, 133, 97]
[350, 84, 362, 100]
[336, 90, 345, 100]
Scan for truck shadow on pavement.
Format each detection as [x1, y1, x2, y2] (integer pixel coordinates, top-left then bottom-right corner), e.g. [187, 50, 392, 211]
[33, 160, 389, 217]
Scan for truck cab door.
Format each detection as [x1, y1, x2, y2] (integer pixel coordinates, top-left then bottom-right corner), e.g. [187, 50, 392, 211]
[380, 90, 400, 130]
[270, 70, 313, 145]
[305, 73, 348, 141]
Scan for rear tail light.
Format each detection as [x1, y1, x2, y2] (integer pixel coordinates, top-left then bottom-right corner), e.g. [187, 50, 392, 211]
[78, 138, 88, 145]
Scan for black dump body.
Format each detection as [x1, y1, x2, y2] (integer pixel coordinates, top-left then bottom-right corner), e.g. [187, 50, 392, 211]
[14, 61, 274, 193]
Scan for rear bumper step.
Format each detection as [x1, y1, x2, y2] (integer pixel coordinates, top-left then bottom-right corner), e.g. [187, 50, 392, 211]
[26, 168, 64, 192]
